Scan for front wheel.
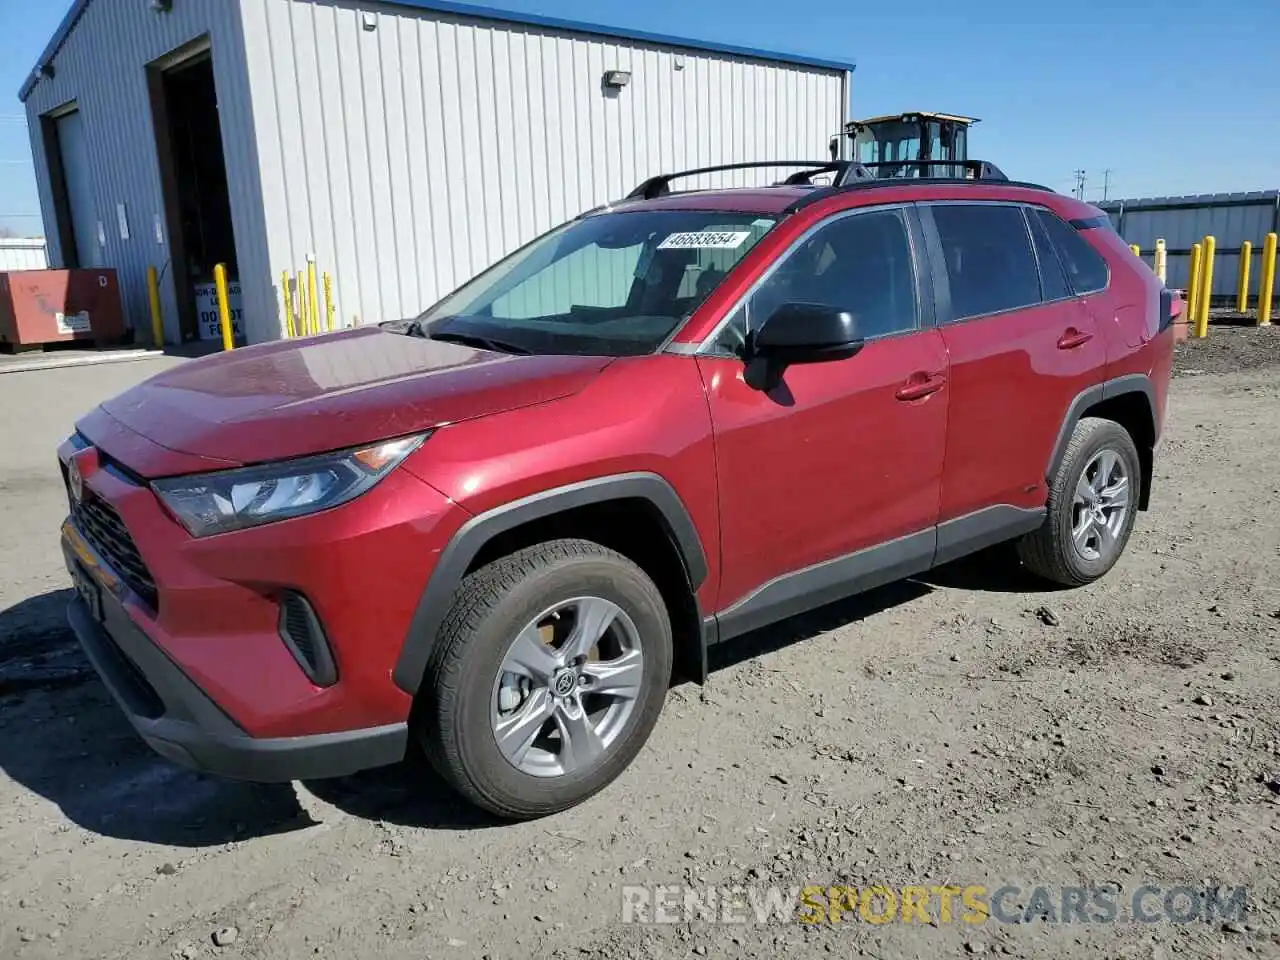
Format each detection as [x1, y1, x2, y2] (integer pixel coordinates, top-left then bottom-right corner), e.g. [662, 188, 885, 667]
[1019, 416, 1141, 586]
[418, 539, 672, 820]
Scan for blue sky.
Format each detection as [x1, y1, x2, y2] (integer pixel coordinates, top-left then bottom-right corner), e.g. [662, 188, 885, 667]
[1, 0, 1278, 236]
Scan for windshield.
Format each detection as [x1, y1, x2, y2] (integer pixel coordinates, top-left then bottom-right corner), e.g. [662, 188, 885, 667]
[857, 120, 921, 166]
[412, 210, 777, 356]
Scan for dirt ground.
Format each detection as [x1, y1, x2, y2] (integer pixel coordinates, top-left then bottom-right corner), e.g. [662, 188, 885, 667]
[1, 327, 1277, 960]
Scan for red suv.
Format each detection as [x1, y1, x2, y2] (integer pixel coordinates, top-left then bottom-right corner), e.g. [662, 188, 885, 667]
[59, 160, 1174, 820]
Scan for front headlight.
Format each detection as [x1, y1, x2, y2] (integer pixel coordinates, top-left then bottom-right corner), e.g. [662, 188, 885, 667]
[153, 434, 428, 537]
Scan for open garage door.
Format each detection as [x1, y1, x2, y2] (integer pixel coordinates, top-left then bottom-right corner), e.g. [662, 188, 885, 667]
[47, 107, 100, 268]
[149, 42, 240, 342]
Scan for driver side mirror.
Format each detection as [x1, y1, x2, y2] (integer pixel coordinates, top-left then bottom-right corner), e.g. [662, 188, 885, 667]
[744, 302, 864, 390]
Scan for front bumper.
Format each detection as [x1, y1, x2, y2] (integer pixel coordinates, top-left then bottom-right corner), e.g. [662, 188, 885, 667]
[62, 529, 407, 782]
[65, 590, 407, 781]
[56, 413, 471, 745]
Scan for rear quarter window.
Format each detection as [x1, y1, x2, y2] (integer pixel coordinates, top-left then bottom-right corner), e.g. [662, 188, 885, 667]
[1027, 212, 1073, 302]
[1034, 209, 1110, 295]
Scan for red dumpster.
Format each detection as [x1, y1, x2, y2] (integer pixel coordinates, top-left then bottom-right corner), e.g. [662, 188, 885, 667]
[0, 269, 126, 349]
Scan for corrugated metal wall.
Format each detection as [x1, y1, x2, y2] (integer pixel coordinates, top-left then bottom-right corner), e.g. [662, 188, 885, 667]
[1099, 192, 1280, 300]
[240, 0, 850, 333]
[21, 0, 272, 343]
[0, 239, 50, 272]
[21, 0, 848, 344]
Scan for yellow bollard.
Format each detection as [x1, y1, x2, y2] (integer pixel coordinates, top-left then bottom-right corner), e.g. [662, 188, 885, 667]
[1154, 238, 1167, 284]
[306, 255, 321, 337]
[146, 266, 164, 348]
[1236, 241, 1252, 314]
[323, 272, 335, 332]
[1259, 232, 1277, 327]
[282, 270, 297, 338]
[1195, 235, 1216, 338]
[297, 269, 310, 335]
[214, 263, 235, 351]
[1130, 243, 1141, 258]
[1187, 243, 1202, 328]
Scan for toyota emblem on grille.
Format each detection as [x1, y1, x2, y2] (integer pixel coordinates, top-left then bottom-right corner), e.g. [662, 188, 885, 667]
[68, 458, 84, 503]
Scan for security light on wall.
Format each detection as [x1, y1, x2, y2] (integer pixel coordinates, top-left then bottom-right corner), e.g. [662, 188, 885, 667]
[603, 70, 632, 89]
[150, 0, 174, 12]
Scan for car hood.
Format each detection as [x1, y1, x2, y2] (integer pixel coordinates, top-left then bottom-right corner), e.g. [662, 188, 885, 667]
[97, 327, 612, 471]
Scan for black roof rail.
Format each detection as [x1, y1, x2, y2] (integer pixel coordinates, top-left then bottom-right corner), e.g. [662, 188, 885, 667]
[780, 174, 1056, 215]
[626, 160, 875, 200]
[860, 158, 1010, 181]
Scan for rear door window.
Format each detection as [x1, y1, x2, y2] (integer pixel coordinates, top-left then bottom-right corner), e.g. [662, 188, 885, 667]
[930, 203, 1042, 321]
[1033, 209, 1110, 295]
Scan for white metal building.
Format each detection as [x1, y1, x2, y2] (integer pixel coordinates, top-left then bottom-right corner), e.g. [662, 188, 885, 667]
[0, 238, 50, 272]
[20, 0, 854, 345]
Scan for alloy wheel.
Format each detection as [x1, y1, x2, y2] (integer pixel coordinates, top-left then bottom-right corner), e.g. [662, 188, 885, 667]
[491, 597, 644, 778]
[1070, 448, 1131, 562]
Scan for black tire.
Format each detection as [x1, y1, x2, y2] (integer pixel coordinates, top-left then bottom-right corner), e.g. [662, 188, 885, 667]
[418, 539, 672, 820]
[1018, 417, 1142, 587]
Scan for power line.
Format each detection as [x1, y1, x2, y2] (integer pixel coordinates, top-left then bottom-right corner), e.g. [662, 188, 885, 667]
[1072, 169, 1087, 200]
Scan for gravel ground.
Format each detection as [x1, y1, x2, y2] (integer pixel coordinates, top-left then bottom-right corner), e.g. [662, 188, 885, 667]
[1174, 322, 1280, 377]
[0, 329, 1277, 960]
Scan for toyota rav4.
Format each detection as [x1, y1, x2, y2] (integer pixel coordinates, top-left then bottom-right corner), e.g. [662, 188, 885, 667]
[59, 160, 1174, 820]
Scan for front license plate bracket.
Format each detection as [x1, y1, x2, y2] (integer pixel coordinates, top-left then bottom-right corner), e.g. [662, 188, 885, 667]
[72, 562, 104, 622]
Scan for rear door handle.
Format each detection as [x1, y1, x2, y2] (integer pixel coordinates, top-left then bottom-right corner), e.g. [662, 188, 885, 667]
[896, 372, 946, 402]
[1057, 328, 1094, 350]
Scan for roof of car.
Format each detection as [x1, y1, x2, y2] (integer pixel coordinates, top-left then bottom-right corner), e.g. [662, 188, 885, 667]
[592, 179, 1075, 220]
[592, 187, 823, 216]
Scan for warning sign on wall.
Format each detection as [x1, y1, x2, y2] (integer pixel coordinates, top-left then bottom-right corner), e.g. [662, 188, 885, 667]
[194, 281, 244, 341]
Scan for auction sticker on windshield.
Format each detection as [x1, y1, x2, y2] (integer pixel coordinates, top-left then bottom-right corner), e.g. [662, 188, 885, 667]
[658, 231, 751, 250]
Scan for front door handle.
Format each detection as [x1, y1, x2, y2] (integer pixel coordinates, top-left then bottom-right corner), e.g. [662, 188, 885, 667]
[1057, 328, 1094, 350]
[895, 371, 946, 402]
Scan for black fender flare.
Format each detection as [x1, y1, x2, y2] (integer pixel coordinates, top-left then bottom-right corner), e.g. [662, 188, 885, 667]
[392, 472, 709, 695]
[1046, 373, 1157, 502]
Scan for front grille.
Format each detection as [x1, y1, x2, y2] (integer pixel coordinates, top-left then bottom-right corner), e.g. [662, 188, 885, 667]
[65, 469, 159, 610]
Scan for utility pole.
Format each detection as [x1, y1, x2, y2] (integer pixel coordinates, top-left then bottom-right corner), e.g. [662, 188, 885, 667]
[1101, 169, 1113, 202]
[1073, 169, 1087, 201]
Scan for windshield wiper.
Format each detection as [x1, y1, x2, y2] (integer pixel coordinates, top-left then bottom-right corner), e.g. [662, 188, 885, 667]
[428, 330, 532, 355]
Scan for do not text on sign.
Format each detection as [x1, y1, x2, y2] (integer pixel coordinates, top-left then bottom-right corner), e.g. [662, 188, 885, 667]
[195, 281, 244, 342]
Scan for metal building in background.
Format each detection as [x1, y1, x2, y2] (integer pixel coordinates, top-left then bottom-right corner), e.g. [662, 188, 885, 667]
[19, 0, 854, 345]
[1098, 191, 1280, 299]
[0, 238, 50, 272]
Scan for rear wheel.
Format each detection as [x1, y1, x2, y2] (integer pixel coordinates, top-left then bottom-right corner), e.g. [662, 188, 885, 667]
[1019, 417, 1141, 586]
[419, 539, 672, 820]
